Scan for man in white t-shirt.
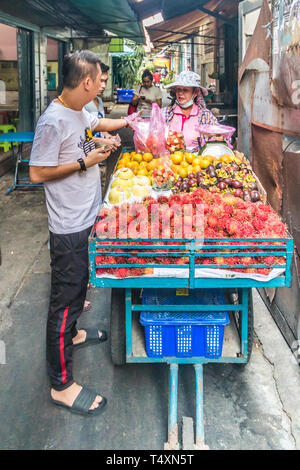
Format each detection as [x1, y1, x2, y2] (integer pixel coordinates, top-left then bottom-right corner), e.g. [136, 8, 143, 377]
[29, 50, 133, 416]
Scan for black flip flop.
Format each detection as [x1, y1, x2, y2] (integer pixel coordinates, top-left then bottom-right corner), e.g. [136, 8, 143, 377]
[51, 386, 107, 416]
[83, 301, 92, 312]
[73, 328, 108, 350]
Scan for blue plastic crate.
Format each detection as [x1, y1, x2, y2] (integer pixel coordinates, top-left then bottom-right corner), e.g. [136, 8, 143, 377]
[140, 289, 230, 358]
[117, 88, 134, 103]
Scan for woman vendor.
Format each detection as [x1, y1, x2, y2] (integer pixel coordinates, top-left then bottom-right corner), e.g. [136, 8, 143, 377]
[162, 70, 229, 151]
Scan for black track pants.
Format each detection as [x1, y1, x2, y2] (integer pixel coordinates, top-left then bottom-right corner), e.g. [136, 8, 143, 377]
[46, 226, 92, 391]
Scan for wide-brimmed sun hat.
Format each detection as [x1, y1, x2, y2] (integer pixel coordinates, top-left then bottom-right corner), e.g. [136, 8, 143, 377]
[165, 70, 208, 96]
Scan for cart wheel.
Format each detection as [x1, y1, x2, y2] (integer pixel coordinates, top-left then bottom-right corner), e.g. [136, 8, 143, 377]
[110, 288, 126, 366]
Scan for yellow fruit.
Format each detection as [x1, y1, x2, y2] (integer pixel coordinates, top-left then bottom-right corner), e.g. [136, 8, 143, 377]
[192, 157, 201, 167]
[200, 158, 211, 169]
[117, 162, 126, 169]
[178, 167, 188, 178]
[180, 161, 189, 168]
[186, 165, 193, 174]
[170, 153, 182, 165]
[130, 151, 136, 158]
[133, 175, 150, 186]
[133, 153, 143, 163]
[136, 168, 148, 177]
[193, 164, 201, 173]
[108, 186, 131, 204]
[139, 161, 148, 168]
[111, 178, 133, 190]
[171, 164, 180, 174]
[221, 155, 231, 164]
[122, 152, 131, 159]
[115, 168, 134, 180]
[146, 160, 156, 172]
[142, 152, 153, 163]
[132, 183, 150, 198]
[121, 157, 131, 166]
[184, 153, 194, 164]
[204, 155, 214, 163]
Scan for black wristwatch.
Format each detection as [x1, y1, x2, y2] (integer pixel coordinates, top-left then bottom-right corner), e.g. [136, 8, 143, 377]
[77, 158, 87, 172]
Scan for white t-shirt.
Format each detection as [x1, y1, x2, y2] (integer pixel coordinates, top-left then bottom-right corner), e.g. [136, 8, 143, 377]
[134, 85, 162, 118]
[29, 101, 101, 235]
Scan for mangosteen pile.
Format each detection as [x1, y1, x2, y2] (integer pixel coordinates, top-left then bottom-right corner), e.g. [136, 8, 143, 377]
[173, 161, 261, 202]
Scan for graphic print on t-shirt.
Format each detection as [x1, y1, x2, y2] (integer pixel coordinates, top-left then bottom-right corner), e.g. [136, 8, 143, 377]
[78, 127, 96, 156]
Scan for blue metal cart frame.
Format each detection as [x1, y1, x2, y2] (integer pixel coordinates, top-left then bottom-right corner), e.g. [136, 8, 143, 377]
[0, 132, 42, 194]
[89, 232, 293, 449]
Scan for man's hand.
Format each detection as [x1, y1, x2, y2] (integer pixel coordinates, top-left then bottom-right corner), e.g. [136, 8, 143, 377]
[93, 135, 121, 151]
[124, 110, 142, 127]
[85, 147, 111, 167]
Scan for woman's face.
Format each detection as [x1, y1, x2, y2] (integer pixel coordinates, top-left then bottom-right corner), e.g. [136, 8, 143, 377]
[175, 87, 195, 106]
[142, 76, 153, 89]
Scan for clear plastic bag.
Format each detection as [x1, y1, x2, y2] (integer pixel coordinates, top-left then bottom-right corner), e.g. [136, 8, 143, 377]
[196, 123, 236, 140]
[131, 103, 167, 156]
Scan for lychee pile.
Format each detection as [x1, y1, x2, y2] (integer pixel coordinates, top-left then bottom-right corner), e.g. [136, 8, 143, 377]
[94, 188, 288, 278]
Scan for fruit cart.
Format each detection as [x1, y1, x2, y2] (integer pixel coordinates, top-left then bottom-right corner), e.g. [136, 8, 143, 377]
[88, 143, 293, 449]
[89, 231, 293, 450]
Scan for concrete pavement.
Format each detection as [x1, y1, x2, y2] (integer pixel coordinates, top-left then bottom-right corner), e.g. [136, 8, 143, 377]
[0, 103, 300, 450]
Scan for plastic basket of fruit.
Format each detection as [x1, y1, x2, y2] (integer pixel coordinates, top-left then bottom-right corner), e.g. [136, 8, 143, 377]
[140, 288, 230, 358]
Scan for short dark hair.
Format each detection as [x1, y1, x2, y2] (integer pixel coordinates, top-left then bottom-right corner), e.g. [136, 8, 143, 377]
[62, 50, 101, 89]
[142, 69, 153, 81]
[100, 63, 110, 74]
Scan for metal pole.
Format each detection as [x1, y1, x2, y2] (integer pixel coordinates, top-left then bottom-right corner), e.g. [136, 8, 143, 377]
[164, 363, 179, 450]
[194, 364, 204, 447]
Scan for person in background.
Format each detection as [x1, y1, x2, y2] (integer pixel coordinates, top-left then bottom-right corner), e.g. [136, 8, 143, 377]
[153, 69, 161, 87]
[130, 69, 162, 118]
[85, 62, 110, 137]
[84, 62, 114, 312]
[29, 50, 136, 416]
[162, 70, 229, 151]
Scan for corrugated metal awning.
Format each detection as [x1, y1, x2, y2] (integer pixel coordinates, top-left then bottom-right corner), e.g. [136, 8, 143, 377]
[0, 0, 145, 42]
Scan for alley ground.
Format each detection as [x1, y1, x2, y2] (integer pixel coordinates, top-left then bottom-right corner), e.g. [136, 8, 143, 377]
[0, 103, 300, 450]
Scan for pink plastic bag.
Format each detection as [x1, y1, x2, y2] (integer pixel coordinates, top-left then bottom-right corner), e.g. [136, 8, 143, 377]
[130, 103, 167, 156]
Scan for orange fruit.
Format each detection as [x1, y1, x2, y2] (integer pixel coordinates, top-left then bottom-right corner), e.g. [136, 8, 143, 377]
[170, 153, 182, 165]
[180, 160, 188, 168]
[204, 155, 214, 163]
[122, 152, 131, 159]
[130, 151, 136, 158]
[178, 167, 188, 178]
[187, 165, 194, 174]
[184, 153, 194, 164]
[139, 161, 148, 168]
[142, 152, 153, 162]
[193, 164, 201, 173]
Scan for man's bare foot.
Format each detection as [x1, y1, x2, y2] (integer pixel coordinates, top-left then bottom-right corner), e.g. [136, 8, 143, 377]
[51, 383, 103, 410]
[72, 329, 103, 346]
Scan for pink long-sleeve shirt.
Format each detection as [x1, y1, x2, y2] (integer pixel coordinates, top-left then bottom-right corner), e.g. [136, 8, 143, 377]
[168, 104, 200, 150]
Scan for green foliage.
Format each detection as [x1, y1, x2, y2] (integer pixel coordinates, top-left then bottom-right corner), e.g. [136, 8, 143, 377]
[115, 42, 145, 88]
